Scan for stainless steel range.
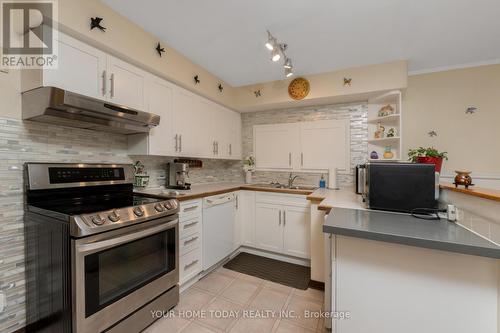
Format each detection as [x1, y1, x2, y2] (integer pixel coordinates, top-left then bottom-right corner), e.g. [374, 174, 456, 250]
[24, 163, 179, 333]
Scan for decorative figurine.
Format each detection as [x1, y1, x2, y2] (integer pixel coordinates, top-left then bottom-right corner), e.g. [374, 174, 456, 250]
[374, 123, 385, 139]
[370, 151, 379, 159]
[386, 127, 396, 138]
[383, 146, 394, 159]
[378, 104, 395, 117]
[454, 170, 474, 189]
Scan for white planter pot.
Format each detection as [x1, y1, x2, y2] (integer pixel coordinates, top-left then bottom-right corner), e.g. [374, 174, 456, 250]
[245, 171, 252, 184]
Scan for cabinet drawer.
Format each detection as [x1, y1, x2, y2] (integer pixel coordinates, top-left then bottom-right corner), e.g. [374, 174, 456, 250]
[255, 192, 309, 207]
[179, 199, 202, 220]
[179, 216, 201, 239]
[180, 232, 201, 256]
[179, 247, 201, 284]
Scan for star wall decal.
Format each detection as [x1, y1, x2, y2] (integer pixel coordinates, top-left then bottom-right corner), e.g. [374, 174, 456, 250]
[156, 42, 166, 57]
[218, 84, 224, 93]
[465, 107, 477, 114]
[90, 17, 106, 32]
[343, 77, 352, 87]
[254, 90, 261, 97]
[428, 130, 437, 137]
[194, 75, 200, 84]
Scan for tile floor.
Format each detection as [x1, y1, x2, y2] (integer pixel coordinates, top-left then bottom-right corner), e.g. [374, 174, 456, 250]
[144, 267, 326, 333]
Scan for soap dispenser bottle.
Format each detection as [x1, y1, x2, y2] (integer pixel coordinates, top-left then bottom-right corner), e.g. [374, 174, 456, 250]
[319, 174, 326, 188]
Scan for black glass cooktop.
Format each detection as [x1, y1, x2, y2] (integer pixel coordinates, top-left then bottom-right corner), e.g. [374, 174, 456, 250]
[29, 193, 162, 216]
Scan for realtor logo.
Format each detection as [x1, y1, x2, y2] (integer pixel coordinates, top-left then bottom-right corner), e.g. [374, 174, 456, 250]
[1, 0, 58, 68]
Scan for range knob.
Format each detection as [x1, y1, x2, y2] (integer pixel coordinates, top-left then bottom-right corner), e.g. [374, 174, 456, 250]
[91, 214, 106, 226]
[154, 203, 165, 212]
[163, 201, 173, 210]
[133, 206, 145, 217]
[108, 210, 120, 222]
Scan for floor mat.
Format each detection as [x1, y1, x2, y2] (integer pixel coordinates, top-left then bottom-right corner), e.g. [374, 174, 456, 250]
[223, 252, 310, 290]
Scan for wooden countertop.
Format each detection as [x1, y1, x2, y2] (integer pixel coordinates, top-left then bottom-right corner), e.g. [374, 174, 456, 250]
[136, 182, 317, 201]
[440, 183, 500, 202]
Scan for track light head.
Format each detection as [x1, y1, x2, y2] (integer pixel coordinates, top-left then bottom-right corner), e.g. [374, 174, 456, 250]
[265, 30, 275, 51]
[271, 48, 281, 62]
[284, 57, 292, 69]
[285, 67, 294, 78]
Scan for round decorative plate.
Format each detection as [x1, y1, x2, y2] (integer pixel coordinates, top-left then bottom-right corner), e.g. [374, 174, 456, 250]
[288, 77, 310, 100]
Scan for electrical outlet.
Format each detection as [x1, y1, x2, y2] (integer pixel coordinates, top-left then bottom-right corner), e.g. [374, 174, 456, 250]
[0, 291, 6, 313]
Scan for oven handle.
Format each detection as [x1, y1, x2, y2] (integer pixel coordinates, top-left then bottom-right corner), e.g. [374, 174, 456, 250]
[76, 220, 178, 256]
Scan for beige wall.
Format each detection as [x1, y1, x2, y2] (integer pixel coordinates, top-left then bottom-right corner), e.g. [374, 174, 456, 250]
[403, 64, 500, 176]
[57, 0, 238, 109]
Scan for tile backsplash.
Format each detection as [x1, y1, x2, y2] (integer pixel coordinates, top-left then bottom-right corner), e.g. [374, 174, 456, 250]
[0, 117, 242, 333]
[241, 103, 368, 188]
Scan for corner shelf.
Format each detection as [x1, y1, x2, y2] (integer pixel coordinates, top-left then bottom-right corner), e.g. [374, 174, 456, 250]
[367, 114, 400, 124]
[367, 137, 401, 144]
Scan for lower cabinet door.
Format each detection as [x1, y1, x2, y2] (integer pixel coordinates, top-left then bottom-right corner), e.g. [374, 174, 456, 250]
[179, 247, 202, 284]
[254, 203, 283, 252]
[283, 206, 311, 259]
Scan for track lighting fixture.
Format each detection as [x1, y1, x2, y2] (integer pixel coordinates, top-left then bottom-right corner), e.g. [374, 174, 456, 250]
[265, 30, 294, 78]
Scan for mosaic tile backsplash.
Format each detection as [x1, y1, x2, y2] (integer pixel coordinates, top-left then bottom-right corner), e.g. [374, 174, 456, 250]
[241, 103, 368, 188]
[0, 117, 243, 333]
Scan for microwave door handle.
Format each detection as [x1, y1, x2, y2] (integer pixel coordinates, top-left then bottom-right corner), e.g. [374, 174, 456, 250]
[76, 219, 177, 255]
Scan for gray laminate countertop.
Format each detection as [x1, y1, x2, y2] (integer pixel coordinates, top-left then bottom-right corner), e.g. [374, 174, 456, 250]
[323, 208, 500, 259]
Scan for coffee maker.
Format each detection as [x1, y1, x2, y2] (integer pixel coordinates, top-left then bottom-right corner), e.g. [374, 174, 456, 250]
[166, 162, 191, 190]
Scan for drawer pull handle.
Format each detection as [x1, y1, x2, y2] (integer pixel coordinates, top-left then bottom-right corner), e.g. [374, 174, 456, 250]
[183, 206, 198, 212]
[184, 259, 199, 269]
[183, 236, 199, 245]
[183, 221, 198, 228]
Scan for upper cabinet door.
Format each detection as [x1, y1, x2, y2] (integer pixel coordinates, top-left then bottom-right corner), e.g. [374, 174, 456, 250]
[146, 77, 175, 156]
[254, 123, 299, 170]
[107, 56, 147, 110]
[300, 120, 350, 171]
[229, 110, 242, 160]
[43, 33, 107, 99]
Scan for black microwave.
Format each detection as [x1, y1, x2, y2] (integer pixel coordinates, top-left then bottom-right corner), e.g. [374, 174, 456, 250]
[361, 162, 437, 213]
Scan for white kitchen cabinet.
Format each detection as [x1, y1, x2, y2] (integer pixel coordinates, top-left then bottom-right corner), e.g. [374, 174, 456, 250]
[179, 200, 203, 285]
[25, 33, 107, 99]
[239, 191, 256, 246]
[173, 88, 204, 157]
[300, 120, 350, 171]
[106, 56, 147, 111]
[254, 120, 350, 171]
[128, 76, 176, 156]
[253, 193, 310, 259]
[229, 110, 242, 159]
[255, 202, 284, 253]
[282, 205, 310, 258]
[254, 123, 299, 170]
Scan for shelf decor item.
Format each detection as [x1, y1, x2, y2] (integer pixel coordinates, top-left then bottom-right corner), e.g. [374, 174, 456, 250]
[386, 128, 396, 137]
[133, 161, 149, 187]
[370, 151, 379, 159]
[243, 154, 256, 184]
[383, 146, 394, 159]
[377, 104, 395, 117]
[374, 123, 385, 139]
[408, 147, 448, 173]
[454, 170, 474, 188]
[288, 77, 310, 100]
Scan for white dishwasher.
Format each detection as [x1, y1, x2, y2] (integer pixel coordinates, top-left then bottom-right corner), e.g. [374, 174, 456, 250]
[202, 192, 236, 270]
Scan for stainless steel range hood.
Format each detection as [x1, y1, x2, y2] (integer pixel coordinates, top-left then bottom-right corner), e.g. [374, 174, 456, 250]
[22, 87, 160, 134]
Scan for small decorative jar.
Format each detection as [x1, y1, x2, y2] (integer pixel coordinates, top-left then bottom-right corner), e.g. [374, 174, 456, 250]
[370, 151, 379, 159]
[454, 170, 473, 189]
[383, 146, 394, 159]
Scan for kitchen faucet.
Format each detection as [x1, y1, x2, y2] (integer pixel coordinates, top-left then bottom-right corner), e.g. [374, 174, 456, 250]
[288, 173, 300, 188]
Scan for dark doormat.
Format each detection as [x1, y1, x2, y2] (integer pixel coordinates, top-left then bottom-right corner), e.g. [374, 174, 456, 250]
[223, 252, 310, 290]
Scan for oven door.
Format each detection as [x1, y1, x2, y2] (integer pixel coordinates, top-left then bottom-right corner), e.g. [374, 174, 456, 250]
[72, 216, 178, 333]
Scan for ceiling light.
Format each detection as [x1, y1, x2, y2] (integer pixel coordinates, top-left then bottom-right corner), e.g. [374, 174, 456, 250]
[284, 57, 292, 69]
[265, 31, 275, 50]
[285, 67, 294, 78]
[271, 48, 281, 62]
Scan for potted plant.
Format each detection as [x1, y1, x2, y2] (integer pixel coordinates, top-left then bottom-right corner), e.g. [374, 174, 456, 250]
[408, 147, 448, 173]
[242, 154, 255, 183]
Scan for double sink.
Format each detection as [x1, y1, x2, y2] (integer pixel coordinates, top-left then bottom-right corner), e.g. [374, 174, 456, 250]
[249, 183, 318, 191]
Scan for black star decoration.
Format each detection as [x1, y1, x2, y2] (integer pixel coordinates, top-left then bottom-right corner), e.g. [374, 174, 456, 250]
[343, 77, 352, 87]
[254, 90, 261, 97]
[156, 42, 166, 57]
[428, 130, 437, 137]
[194, 75, 200, 84]
[465, 107, 477, 114]
[218, 84, 224, 93]
[90, 17, 106, 32]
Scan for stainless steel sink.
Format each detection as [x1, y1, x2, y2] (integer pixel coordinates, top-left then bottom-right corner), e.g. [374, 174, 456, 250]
[249, 183, 317, 191]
